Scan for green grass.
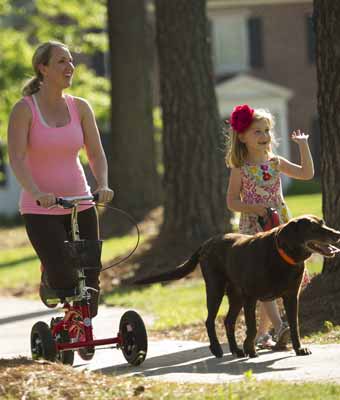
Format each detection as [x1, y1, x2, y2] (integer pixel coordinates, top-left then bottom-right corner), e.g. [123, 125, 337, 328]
[286, 193, 322, 218]
[105, 279, 228, 329]
[0, 192, 325, 328]
[0, 235, 141, 290]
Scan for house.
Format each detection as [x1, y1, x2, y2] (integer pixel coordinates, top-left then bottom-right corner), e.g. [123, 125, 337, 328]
[207, 0, 319, 176]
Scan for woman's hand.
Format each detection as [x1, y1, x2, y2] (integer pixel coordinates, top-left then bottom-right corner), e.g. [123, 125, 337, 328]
[34, 191, 56, 208]
[291, 129, 309, 144]
[94, 186, 114, 203]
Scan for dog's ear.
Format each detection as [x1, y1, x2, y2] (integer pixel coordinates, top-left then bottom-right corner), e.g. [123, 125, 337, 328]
[279, 219, 300, 249]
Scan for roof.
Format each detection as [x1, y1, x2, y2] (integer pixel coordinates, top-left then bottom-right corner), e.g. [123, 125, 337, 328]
[216, 74, 293, 115]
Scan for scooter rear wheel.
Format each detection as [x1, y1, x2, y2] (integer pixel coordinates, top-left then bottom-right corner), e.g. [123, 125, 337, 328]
[119, 310, 147, 366]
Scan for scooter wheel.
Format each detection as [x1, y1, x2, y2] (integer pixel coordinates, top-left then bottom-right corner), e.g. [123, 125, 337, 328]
[56, 330, 74, 365]
[78, 346, 95, 361]
[119, 310, 147, 366]
[31, 321, 56, 362]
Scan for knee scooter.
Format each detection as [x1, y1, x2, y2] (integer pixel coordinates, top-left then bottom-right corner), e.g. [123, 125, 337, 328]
[30, 194, 147, 366]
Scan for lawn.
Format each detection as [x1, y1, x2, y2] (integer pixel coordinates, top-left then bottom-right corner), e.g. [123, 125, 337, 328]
[0, 235, 142, 290]
[0, 192, 324, 327]
[3, 191, 340, 398]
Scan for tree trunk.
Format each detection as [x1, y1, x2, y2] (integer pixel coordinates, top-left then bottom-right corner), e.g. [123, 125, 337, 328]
[107, 0, 160, 220]
[314, 0, 340, 273]
[299, 1, 340, 335]
[155, 0, 231, 242]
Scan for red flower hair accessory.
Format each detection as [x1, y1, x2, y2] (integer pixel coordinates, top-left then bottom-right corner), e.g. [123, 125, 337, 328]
[226, 104, 254, 133]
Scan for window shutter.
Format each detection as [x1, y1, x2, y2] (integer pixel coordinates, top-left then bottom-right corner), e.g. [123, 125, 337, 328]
[306, 15, 316, 64]
[248, 17, 264, 68]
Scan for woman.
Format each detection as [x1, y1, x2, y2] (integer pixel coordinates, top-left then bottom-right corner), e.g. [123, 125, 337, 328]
[7, 41, 113, 317]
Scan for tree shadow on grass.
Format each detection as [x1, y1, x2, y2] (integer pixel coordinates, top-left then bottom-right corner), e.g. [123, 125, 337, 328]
[0, 255, 37, 269]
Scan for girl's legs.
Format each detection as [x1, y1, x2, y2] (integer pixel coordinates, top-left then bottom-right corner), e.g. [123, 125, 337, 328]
[260, 301, 282, 333]
[256, 300, 290, 348]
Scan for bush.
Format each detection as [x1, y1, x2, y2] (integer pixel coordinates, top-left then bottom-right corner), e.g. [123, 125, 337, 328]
[286, 179, 321, 196]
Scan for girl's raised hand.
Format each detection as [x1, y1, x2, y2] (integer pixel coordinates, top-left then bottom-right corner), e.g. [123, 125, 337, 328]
[291, 129, 309, 143]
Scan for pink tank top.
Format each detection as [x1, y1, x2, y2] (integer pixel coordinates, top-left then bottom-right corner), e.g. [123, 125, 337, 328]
[20, 94, 93, 215]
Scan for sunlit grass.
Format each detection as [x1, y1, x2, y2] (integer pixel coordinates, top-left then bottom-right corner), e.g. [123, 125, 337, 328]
[286, 193, 322, 218]
[105, 279, 228, 329]
[0, 235, 141, 290]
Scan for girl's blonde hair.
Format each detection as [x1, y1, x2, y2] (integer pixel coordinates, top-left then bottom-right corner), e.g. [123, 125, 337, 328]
[22, 41, 69, 96]
[225, 108, 276, 168]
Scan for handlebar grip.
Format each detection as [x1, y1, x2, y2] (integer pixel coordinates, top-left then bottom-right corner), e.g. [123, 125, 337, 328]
[92, 193, 99, 202]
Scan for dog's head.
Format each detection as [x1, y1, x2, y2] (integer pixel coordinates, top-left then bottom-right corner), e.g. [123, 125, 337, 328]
[278, 215, 340, 259]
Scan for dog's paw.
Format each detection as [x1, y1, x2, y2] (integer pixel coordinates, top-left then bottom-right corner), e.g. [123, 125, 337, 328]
[295, 347, 312, 356]
[209, 344, 223, 358]
[232, 348, 246, 358]
[247, 350, 259, 358]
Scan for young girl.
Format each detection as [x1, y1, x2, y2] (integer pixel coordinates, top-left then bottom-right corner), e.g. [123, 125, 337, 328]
[226, 104, 314, 349]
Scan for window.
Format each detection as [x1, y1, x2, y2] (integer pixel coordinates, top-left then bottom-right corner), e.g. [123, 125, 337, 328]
[210, 13, 264, 74]
[211, 13, 250, 74]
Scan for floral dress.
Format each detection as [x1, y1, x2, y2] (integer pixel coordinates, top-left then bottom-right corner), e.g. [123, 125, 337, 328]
[239, 157, 290, 235]
[238, 157, 310, 287]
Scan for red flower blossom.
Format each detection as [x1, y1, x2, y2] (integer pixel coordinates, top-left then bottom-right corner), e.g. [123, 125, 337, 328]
[228, 104, 254, 133]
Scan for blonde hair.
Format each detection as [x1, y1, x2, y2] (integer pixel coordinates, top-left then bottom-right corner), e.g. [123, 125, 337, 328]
[225, 108, 276, 168]
[22, 41, 69, 96]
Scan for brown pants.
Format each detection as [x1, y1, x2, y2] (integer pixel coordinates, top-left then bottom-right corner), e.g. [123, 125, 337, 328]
[23, 207, 101, 316]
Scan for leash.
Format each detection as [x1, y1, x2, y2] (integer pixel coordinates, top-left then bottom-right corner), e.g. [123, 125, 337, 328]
[79, 203, 140, 272]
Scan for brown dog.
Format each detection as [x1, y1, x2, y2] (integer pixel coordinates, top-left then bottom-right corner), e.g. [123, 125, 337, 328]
[136, 215, 340, 358]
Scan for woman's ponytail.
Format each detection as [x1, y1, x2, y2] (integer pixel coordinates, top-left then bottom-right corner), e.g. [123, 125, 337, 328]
[22, 76, 41, 96]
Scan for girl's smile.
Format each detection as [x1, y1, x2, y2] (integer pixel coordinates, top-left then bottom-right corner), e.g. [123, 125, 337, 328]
[238, 119, 272, 156]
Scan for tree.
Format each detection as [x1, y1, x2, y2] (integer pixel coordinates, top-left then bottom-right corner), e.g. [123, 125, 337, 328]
[107, 0, 160, 219]
[0, 0, 110, 144]
[155, 0, 230, 242]
[299, 1, 340, 333]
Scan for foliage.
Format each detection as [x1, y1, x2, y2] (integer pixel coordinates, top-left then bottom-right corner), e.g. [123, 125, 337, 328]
[0, 29, 33, 143]
[0, 0, 109, 149]
[286, 179, 322, 196]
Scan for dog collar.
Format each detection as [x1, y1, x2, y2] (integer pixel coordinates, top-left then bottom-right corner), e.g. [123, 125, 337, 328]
[277, 246, 297, 265]
[275, 231, 297, 265]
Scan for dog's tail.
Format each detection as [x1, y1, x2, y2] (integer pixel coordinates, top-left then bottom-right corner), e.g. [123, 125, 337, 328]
[134, 247, 201, 284]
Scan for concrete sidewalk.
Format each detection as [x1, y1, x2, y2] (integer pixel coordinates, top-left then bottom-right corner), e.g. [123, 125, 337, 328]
[2, 296, 340, 384]
[0, 296, 153, 361]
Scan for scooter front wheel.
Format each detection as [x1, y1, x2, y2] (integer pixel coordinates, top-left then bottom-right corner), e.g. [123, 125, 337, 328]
[31, 321, 56, 362]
